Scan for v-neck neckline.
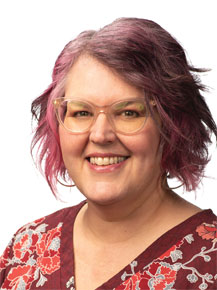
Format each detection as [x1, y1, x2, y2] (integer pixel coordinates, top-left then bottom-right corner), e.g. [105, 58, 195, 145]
[60, 201, 213, 289]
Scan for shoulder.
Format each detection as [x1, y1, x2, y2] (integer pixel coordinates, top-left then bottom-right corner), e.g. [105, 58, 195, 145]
[15, 199, 86, 233]
[0, 200, 86, 289]
[153, 209, 217, 289]
[117, 210, 217, 289]
[172, 210, 217, 288]
[4, 200, 86, 248]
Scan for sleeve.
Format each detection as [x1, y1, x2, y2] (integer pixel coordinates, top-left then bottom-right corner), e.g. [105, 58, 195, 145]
[0, 218, 47, 289]
[0, 214, 63, 290]
[0, 237, 15, 289]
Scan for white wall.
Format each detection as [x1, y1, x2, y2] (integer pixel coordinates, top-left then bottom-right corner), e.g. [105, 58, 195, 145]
[0, 0, 216, 254]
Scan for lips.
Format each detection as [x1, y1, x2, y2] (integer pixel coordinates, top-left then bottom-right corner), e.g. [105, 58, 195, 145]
[86, 156, 129, 173]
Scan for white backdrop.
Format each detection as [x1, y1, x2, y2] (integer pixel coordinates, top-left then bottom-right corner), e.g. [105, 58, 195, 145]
[0, 0, 216, 254]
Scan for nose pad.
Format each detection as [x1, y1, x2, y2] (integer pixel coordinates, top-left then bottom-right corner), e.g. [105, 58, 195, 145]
[89, 112, 116, 144]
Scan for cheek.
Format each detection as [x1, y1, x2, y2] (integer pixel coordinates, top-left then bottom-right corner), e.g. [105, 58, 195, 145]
[59, 127, 87, 162]
[123, 125, 161, 160]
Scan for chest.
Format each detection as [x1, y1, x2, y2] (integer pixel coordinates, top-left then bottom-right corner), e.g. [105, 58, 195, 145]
[72, 218, 174, 289]
[73, 232, 156, 290]
[74, 245, 138, 290]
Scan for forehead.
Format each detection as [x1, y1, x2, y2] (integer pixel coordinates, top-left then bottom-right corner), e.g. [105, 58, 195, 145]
[65, 55, 144, 105]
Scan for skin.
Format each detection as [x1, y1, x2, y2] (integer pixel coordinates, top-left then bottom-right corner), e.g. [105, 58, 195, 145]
[59, 55, 201, 289]
[60, 55, 162, 208]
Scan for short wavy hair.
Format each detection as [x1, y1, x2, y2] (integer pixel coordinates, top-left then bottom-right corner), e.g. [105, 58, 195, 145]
[31, 17, 217, 197]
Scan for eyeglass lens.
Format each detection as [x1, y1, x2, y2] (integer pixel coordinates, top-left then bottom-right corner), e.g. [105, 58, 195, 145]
[57, 100, 148, 134]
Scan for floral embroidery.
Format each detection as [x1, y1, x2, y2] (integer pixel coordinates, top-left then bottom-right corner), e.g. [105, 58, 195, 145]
[66, 275, 75, 290]
[116, 262, 177, 290]
[117, 271, 141, 290]
[121, 261, 138, 282]
[1, 210, 217, 290]
[196, 221, 217, 242]
[6, 265, 36, 290]
[158, 239, 183, 261]
[0, 244, 11, 271]
[116, 221, 217, 290]
[0, 217, 62, 290]
[140, 262, 177, 289]
[36, 226, 61, 275]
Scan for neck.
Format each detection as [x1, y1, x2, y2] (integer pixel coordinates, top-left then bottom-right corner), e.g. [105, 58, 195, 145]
[80, 184, 173, 245]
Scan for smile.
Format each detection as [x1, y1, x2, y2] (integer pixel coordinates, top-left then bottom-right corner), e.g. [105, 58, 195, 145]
[88, 156, 128, 166]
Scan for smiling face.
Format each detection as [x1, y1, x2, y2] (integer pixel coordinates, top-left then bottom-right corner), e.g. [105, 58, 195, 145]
[59, 55, 163, 206]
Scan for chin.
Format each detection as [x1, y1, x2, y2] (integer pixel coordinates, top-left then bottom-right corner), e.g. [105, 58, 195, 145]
[87, 192, 124, 206]
[81, 183, 126, 206]
[88, 197, 120, 207]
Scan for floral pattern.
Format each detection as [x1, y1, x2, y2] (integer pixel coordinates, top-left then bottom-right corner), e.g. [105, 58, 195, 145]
[117, 262, 177, 289]
[1, 204, 217, 290]
[0, 244, 11, 271]
[196, 221, 217, 241]
[115, 221, 217, 290]
[0, 217, 62, 289]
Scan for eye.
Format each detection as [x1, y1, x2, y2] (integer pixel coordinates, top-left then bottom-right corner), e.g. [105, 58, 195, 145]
[121, 110, 139, 118]
[73, 111, 93, 117]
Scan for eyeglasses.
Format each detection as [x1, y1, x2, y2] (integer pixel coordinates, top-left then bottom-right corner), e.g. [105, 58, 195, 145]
[53, 98, 152, 135]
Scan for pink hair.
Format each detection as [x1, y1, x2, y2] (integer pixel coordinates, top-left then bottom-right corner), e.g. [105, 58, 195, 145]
[31, 18, 217, 197]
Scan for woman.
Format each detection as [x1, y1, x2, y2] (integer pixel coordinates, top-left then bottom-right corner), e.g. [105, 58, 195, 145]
[0, 17, 217, 290]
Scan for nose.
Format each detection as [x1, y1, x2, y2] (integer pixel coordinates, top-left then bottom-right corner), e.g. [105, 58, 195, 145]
[89, 112, 116, 144]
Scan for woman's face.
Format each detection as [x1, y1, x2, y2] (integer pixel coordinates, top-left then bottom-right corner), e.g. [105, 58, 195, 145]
[59, 55, 162, 206]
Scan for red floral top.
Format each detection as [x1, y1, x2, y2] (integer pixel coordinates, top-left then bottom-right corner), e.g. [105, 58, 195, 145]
[0, 201, 217, 289]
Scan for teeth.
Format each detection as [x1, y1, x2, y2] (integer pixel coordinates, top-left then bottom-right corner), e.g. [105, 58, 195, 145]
[109, 157, 114, 164]
[90, 157, 95, 164]
[89, 156, 127, 165]
[103, 157, 110, 165]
